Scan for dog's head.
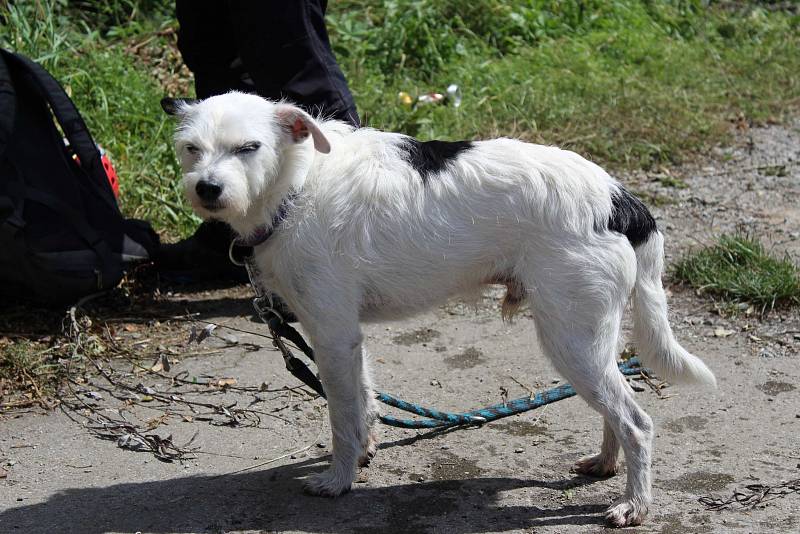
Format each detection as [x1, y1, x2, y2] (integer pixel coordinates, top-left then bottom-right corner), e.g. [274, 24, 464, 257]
[162, 92, 330, 225]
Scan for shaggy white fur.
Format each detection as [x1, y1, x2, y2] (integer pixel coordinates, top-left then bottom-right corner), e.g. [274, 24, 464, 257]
[165, 92, 715, 528]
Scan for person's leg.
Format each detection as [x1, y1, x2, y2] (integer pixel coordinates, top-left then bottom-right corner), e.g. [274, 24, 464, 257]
[174, 0, 358, 126]
[174, 1, 251, 98]
[227, 0, 359, 126]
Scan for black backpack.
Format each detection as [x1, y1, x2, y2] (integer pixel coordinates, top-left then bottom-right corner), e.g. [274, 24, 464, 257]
[0, 48, 159, 306]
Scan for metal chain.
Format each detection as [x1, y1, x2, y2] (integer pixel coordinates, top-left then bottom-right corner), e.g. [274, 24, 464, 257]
[230, 239, 294, 367]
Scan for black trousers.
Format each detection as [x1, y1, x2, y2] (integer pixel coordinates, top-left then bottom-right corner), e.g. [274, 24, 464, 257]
[176, 0, 359, 126]
[172, 1, 359, 276]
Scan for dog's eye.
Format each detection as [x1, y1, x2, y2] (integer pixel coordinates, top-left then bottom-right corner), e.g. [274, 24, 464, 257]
[185, 144, 200, 155]
[233, 142, 261, 154]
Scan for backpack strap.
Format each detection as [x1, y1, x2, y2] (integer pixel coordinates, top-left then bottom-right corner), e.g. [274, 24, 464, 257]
[0, 53, 21, 232]
[0, 51, 16, 162]
[0, 49, 119, 213]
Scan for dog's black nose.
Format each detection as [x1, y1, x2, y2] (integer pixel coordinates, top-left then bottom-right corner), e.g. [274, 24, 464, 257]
[195, 179, 223, 202]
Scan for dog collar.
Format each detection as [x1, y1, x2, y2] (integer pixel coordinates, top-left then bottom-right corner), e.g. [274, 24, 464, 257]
[236, 191, 297, 248]
[229, 192, 297, 266]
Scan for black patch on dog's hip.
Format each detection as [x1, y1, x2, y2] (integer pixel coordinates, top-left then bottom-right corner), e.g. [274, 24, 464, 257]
[607, 187, 657, 247]
[399, 138, 473, 184]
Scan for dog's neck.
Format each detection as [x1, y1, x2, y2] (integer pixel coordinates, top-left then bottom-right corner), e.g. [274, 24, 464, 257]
[234, 191, 298, 247]
[229, 141, 316, 240]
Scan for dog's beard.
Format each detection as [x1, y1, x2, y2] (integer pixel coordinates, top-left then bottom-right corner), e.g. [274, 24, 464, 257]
[184, 179, 251, 223]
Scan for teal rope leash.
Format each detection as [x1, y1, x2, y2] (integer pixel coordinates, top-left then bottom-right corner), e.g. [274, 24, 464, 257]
[267, 317, 648, 430]
[378, 357, 645, 428]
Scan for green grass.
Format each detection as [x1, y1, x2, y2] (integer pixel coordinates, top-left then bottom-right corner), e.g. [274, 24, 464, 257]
[330, 1, 800, 167]
[1, 0, 799, 240]
[0, 341, 52, 380]
[0, 339, 61, 408]
[673, 234, 800, 312]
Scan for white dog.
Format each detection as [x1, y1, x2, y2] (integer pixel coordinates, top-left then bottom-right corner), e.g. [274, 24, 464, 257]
[163, 92, 715, 528]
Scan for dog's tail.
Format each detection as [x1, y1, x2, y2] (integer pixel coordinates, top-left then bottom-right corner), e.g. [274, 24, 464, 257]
[632, 231, 716, 387]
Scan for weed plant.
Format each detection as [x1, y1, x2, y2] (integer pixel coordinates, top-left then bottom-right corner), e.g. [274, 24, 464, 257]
[673, 234, 800, 312]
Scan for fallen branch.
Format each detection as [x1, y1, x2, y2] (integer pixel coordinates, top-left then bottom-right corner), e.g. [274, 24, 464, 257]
[700, 478, 800, 510]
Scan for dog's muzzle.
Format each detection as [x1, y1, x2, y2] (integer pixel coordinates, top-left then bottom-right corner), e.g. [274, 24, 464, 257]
[195, 179, 224, 209]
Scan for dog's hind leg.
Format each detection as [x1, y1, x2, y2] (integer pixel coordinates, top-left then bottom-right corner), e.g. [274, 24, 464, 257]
[524, 241, 652, 527]
[533, 308, 653, 527]
[599, 382, 652, 528]
[573, 420, 620, 477]
[357, 344, 379, 468]
[581, 366, 652, 528]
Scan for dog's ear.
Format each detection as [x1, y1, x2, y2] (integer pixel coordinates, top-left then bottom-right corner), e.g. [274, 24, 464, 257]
[275, 104, 331, 154]
[161, 97, 198, 116]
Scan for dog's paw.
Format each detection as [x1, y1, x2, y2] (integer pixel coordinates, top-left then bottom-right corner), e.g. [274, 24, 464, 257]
[573, 454, 617, 478]
[357, 430, 378, 468]
[605, 499, 648, 528]
[303, 469, 353, 498]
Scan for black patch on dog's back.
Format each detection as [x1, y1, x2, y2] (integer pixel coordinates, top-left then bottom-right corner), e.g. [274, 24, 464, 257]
[399, 138, 473, 184]
[607, 187, 657, 247]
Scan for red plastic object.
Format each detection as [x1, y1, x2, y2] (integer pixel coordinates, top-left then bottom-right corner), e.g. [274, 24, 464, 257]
[98, 146, 120, 198]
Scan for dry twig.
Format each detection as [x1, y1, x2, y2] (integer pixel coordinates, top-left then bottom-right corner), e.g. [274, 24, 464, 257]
[638, 371, 672, 399]
[213, 425, 326, 479]
[700, 478, 800, 510]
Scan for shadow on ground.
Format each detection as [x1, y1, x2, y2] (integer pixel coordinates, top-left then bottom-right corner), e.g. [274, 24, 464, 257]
[0, 454, 609, 533]
[0, 281, 255, 338]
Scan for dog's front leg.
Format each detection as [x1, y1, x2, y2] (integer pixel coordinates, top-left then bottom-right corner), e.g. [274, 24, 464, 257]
[303, 326, 377, 497]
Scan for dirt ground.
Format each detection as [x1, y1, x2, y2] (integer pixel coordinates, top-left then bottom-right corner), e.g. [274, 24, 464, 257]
[1, 122, 799, 534]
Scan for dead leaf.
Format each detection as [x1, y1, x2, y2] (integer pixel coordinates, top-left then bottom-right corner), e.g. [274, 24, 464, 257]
[117, 434, 147, 450]
[150, 354, 170, 373]
[0, 466, 7, 479]
[123, 324, 139, 332]
[219, 333, 239, 345]
[714, 328, 734, 338]
[217, 378, 237, 387]
[733, 112, 749, 131]
[187, 325, 198, 344]
[196, 324, 217, 344]
[116, 391, 140, 402]
[145, 415, 168, 431]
